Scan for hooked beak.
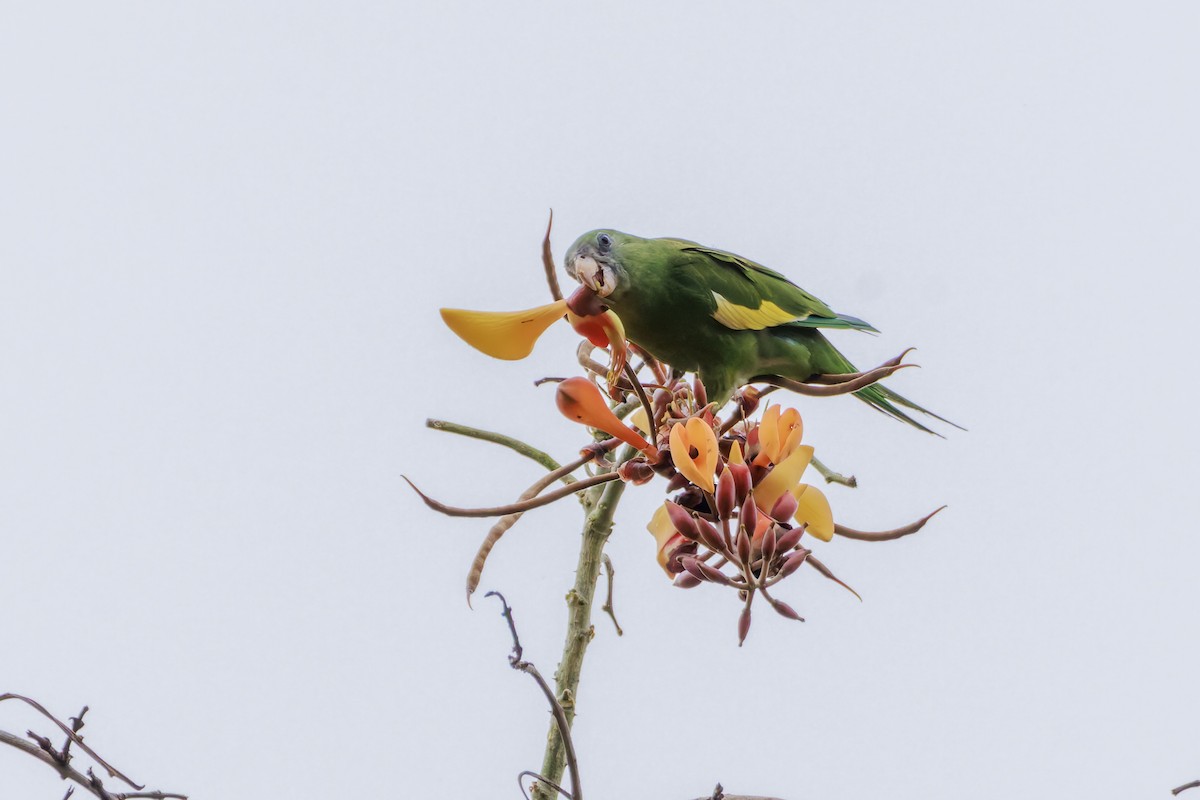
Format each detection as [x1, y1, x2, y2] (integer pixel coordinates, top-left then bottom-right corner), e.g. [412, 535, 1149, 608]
[571, 254, 616, 298]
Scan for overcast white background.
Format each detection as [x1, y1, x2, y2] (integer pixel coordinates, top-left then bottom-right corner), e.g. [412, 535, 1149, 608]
[2, 2, 1197, 798]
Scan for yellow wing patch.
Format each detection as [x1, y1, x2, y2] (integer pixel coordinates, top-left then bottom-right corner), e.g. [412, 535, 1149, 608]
[711, 292, 807, 331]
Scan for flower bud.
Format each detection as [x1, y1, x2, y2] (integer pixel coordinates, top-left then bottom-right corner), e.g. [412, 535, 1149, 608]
[617, 458, 655, 485]
[696, 561, 737, 587]
[737, 605, 753, 646]
[774, 524, 804, 553]
[770, 491, 799, 522]
[674, 572, 703, 589]
[715, 469, 738, 520]
[770, 598, 804, 621]
[776, 547, 811, 579]
[692, 376, 708, 408]
[761, 523, 778, 566]
[664, 502, 699, 541]
[694, 517, 727, 554]
[726, 462, 752, 503]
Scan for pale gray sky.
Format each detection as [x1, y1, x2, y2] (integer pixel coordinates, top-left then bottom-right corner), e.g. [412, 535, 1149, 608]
[2, 2, 1197, 798]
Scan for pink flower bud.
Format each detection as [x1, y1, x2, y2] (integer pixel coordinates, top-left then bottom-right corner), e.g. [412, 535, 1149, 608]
[770, 491, 799, 522]
[674, 571, 703, 589]
[726, 462, 752, 503]
[694, 517, 727, 554]
[665, 502, 699, 541]
[776, 548, 811, 579]
[716, 469, 738, 520]
[774, 525, 804, 553]
[738, 605, 753, 646]
[770, 598, 804, 621]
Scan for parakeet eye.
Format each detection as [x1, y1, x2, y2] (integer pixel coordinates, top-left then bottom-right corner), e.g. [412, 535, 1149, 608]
[596, 233, 612, 253]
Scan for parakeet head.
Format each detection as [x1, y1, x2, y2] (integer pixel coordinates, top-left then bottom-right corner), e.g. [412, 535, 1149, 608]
[564, 229, 640, 303]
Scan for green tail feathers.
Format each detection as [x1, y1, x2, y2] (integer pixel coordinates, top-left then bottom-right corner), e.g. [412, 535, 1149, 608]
[806, 331, 961, 435]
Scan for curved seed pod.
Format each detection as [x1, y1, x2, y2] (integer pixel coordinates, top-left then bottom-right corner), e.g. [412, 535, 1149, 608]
[665, 501, 700, 541]
[674, 572, 703, 589]
[776, 547, 811, 579]
[716, 469, 738, 520]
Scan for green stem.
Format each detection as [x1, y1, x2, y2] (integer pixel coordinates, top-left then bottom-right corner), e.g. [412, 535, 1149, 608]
[530, 453, 630, 800]
[426, 418, 570, 479]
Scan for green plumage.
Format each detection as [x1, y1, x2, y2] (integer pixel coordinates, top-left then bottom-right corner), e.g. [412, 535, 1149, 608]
[564, 229, 953, 434]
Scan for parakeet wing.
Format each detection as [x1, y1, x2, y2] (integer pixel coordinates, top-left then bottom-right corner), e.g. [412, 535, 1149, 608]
[671, 243, 878, 333]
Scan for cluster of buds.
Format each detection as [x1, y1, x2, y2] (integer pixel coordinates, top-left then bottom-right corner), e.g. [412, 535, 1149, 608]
[644, 388, 837, 645]
[554, 371, 844, 645]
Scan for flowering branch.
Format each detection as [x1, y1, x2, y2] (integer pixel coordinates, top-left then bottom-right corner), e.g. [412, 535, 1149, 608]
[0, 694, 185, 799]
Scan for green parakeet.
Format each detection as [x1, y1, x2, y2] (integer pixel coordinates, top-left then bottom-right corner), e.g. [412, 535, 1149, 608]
[564, 229, 954, 434]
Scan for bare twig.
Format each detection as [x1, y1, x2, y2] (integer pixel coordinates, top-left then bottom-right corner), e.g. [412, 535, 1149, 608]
[542, 210, 563, 302]
[403, 472, 620, 518]
[487, 592, 582, 800]
[0, 697, 186, 800]
[467, 452, 598, 603]
[1173, 780, 1200, 796]
[426, 419, 570, 480]
[809, 456, 857, 488]
[519, 771, 571, 800]
[751, 357, 915, 397]
[834, 506, 946, 542]
[599, 554, 623, 636]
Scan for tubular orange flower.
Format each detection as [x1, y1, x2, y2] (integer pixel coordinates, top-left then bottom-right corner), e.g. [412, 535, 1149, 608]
[440, 299, 568, 360]
[555, 376, 656, 455]
[668, 416, 719, 493]
[793, 483, 835, 541]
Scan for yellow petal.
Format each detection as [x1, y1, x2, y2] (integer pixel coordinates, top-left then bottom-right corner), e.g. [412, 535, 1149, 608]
[753, 404, 781, 466]
[777, 408, 804, 461]
[629, 406, 650, 435]
[440, 299, 568, 360]
[727, 440, 745, 465]
[648, 503, 681, 575]
[668, 416, 718, 493]
[793, 483, 834, 542]
[753, 444, 814, 512]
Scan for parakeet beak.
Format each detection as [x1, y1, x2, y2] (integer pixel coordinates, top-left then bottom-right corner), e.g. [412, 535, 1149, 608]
[571, 254, 616, 298]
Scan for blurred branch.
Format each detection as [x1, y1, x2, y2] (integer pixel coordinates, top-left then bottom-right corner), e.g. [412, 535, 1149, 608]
[541, 210, 563, 302]
[1173, 780, 1200, 796]
[0, 694, 185, 799]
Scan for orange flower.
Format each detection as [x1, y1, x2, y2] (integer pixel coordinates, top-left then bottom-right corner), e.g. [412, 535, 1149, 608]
[555, 377, 656, 456]
[752, 405, 804, 467]
[668, 416, 719, 493]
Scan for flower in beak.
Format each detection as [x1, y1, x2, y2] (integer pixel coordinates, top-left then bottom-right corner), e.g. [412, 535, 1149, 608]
[440, 299, 568, 360]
